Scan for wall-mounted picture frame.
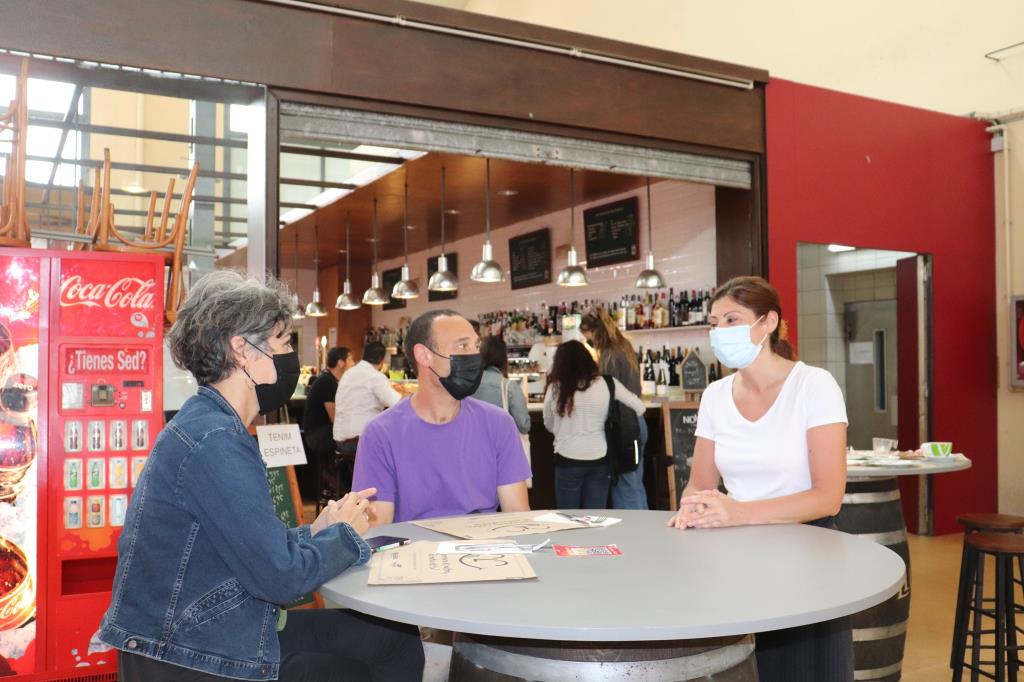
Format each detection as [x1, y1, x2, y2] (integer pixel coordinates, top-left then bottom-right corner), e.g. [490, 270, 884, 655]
[1013, 296, 1024, 389]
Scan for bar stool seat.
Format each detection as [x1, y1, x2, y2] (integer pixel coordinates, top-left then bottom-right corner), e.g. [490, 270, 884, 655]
[951, 532, 1024, 681]
[957, 513, 1024, 532]
[951, 514, 1024, 671]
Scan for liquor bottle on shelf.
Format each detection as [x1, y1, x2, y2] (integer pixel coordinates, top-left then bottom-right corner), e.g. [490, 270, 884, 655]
[650, 295, 663, 330]
[641, 349, 656, 395]
[708, 361, 719, 383]
[616, 298, 627, 330]
[656, 362, 668, 396]
[701, 288, 711, 323]
[635, 296, 646, 330]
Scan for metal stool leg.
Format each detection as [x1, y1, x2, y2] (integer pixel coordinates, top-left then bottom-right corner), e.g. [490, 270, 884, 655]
[953, 536, 974, 669]
[995, 555, 1007, 681]
[969, 550, 986, 682]
[1005, 554, 1021, 680]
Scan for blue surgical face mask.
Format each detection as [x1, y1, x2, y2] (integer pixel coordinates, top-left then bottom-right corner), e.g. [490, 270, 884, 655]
[709, 315, 769, 369]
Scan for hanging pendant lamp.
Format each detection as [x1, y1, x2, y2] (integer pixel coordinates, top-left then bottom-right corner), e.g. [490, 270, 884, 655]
[557, 167, 589, 287]
[469, 158, 504, 283]
[289, 229, 305, 320]
[428, 165, 459, 292]
[635, 178, 666, 289]
[335, 211, 361, 310]
[304, 220, 328, 317]
[362, 197, 389, 306]
[391, 179, 421, 300]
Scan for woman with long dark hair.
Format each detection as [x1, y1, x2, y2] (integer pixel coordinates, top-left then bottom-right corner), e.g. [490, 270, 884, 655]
[578, 307, 647, 509]
[471, 335, 531, 435]
[542, 340, 645, 509]
[666, 275, 851, 681]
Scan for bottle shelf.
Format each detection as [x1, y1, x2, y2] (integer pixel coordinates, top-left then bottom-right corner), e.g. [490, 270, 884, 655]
[623, 325, 711, 335]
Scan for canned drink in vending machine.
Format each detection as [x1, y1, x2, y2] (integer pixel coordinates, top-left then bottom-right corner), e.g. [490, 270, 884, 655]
[64, 420, 82, 452]
[131, 456, 147, 487]
[86, 458, 105, 490]
[86, 496, 105, 528]
[64, 497, 83, 530]
[131, 420, 148, 451]
[64, 458, 82, 491]
[108, 495, 128, 527]
[110, 420, 127, 451]
[87, 420, 105, 452]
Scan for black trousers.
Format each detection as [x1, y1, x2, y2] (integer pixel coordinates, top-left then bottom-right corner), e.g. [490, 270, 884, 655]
[118, 609, 424, 682]
[755, 516, 854, 682]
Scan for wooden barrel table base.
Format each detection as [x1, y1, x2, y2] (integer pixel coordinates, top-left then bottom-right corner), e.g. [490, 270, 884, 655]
[449, 633, 758, 681]
[836, 476, 911, 682]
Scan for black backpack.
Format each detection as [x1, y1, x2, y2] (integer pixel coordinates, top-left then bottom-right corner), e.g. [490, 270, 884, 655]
[602, 375, 642, 483]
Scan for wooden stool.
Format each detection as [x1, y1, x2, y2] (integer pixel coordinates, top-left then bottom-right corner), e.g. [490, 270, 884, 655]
[951, 515, 1024, 669]
[952, 532, 1024, 681]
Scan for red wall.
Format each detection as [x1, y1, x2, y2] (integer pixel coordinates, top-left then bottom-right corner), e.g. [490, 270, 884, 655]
[765, 79, 996, 534]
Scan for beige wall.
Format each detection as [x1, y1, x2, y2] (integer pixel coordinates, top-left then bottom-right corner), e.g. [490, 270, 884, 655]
[995, 119, 1024, 515]
[452, 0, 1024, 116]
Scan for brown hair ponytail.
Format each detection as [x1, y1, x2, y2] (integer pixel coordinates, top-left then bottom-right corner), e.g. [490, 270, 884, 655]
[712, 276, 796, 361]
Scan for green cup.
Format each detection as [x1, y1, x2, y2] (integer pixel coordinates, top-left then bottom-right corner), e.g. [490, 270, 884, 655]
[921, 442, 952, 457]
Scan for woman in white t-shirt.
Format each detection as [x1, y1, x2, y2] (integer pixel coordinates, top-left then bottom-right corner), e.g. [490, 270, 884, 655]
[666, 276, 852, 682]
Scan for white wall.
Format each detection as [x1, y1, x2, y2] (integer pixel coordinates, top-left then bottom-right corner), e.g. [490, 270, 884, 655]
[370, 180, 716, 357]
[442, 0, 1024, 116]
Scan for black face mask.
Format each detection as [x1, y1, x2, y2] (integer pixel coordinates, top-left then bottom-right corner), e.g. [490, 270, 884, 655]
[428, 349, 483, 400]
[244, 340, 301, 415]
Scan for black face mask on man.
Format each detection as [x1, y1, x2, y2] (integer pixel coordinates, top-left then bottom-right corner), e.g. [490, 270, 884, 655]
[243, 339, 301, 415]
[428, 348, 483, 400]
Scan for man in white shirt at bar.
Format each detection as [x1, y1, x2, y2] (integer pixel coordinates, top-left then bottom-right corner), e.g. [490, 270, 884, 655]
[333, 341, 402, 456]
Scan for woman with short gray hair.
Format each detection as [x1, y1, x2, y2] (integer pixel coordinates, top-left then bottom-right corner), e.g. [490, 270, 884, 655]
[98, 270, 424, 681]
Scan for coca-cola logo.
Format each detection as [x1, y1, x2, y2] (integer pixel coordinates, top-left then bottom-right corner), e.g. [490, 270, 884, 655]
[59, 275, 156, 311]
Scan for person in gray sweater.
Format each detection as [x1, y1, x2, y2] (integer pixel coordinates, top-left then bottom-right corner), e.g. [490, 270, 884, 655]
[579, 308, 649, 509]
[471, 335, 531, 435]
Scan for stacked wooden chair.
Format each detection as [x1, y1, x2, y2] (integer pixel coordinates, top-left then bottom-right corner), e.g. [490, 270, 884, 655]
[0, 59, 30, 247]
[76, 148, 199, 324]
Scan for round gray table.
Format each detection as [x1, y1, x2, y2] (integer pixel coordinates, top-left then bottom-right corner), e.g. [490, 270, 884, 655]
[320, 510, 905, 681]
[838, 454, 972, 681]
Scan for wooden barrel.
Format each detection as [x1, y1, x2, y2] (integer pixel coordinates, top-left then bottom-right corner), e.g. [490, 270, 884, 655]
[835, 477, 911, 682]
[448, 632, 758, 681]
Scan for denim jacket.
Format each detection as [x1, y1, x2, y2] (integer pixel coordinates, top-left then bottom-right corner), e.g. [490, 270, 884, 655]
[98, 386, 370, 680]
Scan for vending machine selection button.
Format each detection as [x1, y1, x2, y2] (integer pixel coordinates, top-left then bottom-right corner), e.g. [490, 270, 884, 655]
[130, 457, 147, 487]
[86, 496, 105, 528]
[64, 458, 83, 491]
[86, 458, 105, 490]
[109, 494, 128, 527]
[64, 497, 83, 529]
[108, 457, 128, 489]
[140, 390, 153, 413]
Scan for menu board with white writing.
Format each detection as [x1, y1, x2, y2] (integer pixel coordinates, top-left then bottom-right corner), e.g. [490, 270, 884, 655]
[509, 228, 551, 290]
[584, 196, 640, 268]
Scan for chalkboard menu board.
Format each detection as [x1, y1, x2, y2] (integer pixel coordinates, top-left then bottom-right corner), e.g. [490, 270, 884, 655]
[583, 196, 640, 268]
[509, 228, 551, 290]
[661, 402, 699, 510]
[426, 253, 458, 302]
[266, 466, 315, 608]
[381, 267, 405, 310]
[681, 352, 708, 391]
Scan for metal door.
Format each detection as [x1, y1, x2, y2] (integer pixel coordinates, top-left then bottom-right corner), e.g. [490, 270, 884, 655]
[844, 299, 899, 450]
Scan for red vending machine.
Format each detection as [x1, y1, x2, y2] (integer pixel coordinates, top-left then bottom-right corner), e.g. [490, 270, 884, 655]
[0, 248, 164, 680]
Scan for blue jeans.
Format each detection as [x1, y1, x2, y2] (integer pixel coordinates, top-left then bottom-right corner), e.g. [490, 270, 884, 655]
[554, 461, 611, 510]
[611, 414, 649, 510]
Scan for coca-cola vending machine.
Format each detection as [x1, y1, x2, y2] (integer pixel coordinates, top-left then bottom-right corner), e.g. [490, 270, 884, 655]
[0, 248, 163, 680]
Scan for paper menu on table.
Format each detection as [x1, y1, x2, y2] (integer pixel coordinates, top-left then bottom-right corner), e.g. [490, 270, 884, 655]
[367, 541, 537, 585]
[412, 511, 581, 539]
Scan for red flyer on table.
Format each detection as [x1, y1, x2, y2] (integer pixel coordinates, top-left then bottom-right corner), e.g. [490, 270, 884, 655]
[553, 544, 622, 557]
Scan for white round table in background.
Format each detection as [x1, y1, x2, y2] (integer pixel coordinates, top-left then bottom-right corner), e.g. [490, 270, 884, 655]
[838, 454, 973, 682]
[320, 510, 905, 681]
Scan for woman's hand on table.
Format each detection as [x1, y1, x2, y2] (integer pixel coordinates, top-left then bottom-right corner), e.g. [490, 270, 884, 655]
[667, 489, 746, 529]
[311, 487, 377, 536]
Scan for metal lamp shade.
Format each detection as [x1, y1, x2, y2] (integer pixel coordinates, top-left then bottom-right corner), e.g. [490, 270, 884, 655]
[557, 245, 589, 287]
[391, 264, 421, 300]
[427, 253, 459, 291]
[362, 272, 389, 306]
[304, 288, 328, 317]
[335, 279, 361, 310]
[635, 251, 666, 289]
[290, 293, 305, 320]
[470, 241, 504, 283]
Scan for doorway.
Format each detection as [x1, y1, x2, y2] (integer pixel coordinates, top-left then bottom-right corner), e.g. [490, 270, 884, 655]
[797, 243, 935, 531]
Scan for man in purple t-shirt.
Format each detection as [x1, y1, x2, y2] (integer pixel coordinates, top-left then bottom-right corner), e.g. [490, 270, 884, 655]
[354, 310, 531, 525]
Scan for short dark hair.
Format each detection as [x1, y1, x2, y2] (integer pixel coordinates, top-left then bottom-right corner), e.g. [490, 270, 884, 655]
[405, 309, 462, 369]
[362, 341, 387, 365]
[479, 335, 508, 377]
[326, 346, 350, 368]
[469, 319, 481, 335]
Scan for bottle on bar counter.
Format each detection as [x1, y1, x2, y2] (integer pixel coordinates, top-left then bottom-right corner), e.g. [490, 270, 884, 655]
[641, 348, 657, 395]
